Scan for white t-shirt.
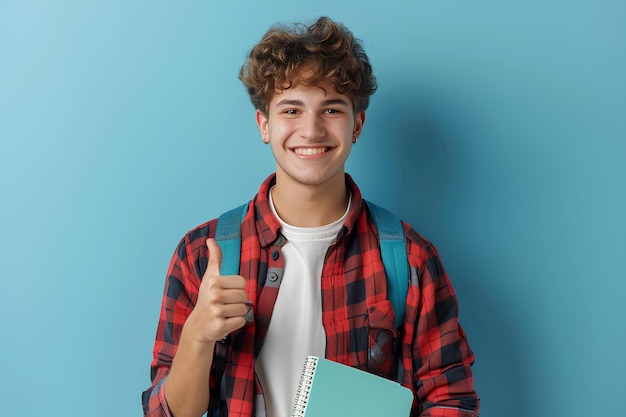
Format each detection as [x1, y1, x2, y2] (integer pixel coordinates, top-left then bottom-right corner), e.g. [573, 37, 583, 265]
[254, 190, 351, 417]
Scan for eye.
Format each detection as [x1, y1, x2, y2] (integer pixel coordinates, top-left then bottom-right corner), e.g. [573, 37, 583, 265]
[284, 109, 298, 115]
[324, 108, 341, 114]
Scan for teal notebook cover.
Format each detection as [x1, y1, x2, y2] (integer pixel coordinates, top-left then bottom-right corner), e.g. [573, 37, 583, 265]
[291, 356, 414, 417]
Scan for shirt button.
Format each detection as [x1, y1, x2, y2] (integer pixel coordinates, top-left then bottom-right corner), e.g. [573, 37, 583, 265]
[269, 272, 279, 282]
[271, 250, 280, 260]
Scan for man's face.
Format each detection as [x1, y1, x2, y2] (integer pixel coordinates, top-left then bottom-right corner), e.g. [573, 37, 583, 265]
[256, 81, 365, 190]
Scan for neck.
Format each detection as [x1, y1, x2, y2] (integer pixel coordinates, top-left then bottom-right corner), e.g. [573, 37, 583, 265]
[271, 175, 349, 227]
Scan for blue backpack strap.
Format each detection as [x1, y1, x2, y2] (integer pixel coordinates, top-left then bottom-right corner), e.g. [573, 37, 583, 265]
[214, 203, 249, 276]
[210, 203, 249, 417]
[364, 200, 409, 329]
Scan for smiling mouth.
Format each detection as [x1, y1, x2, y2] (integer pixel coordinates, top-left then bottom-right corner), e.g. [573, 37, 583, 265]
[293, 147, 329, 156]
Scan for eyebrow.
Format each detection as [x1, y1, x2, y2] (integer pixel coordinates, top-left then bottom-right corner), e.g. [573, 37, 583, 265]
[322, 98, 351, 107]
[274, 98, 351, 108]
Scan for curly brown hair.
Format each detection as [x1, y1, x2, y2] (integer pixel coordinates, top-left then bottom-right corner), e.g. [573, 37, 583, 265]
[239, 16, 377, 115]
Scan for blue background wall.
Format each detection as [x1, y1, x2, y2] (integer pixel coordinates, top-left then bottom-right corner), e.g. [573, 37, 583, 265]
[1, 1, 624, 416]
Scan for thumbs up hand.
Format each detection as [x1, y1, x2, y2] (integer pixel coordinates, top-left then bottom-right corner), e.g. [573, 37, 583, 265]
[182, 238, 249, 344]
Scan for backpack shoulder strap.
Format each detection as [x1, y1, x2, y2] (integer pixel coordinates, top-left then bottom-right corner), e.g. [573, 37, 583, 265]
[364, 200, 409, 329]
[210, 202, 249, 416]
[214, 203, 249, 276]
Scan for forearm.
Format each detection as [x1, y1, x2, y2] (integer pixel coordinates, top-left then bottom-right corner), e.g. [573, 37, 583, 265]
[163, 326, 216, 417]
[411, 292, 479, 415]
[404, 229, 479, 416]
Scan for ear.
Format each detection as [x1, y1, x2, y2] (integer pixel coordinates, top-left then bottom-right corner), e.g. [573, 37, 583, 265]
[256, 110, 270, 143]
[353, 110, 365, 140]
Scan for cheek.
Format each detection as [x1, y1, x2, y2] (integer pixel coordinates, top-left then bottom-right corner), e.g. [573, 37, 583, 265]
[268, 121, 292, 140]
[342, 125, 357, 141]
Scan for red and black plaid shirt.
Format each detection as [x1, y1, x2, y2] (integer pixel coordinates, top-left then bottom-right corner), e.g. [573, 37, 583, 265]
[143, 174, 479, 417]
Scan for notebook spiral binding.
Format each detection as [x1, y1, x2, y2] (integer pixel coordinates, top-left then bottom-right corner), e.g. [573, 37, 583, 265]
[290, 356, 319, 417]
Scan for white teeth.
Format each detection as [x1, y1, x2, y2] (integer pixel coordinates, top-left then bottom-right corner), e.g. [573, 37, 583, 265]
[294, 147, 328, 156]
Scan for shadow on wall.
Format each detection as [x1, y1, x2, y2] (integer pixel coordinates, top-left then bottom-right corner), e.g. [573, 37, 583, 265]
[362, 87, 530, 417]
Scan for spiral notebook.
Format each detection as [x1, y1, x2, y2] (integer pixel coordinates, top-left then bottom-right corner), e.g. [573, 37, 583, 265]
[291, 356, 414, 417]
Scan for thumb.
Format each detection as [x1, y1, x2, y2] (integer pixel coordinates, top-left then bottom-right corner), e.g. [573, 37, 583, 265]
[206, 238, 223, 276]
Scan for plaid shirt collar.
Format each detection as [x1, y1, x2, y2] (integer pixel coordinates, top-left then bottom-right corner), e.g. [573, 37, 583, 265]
[252, 173, 364, 247]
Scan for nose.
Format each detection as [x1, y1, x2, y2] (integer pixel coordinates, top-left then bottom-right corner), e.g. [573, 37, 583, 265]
[299, 112, 325, 140]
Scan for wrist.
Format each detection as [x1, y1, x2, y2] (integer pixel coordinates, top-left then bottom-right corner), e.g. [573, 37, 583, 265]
[180, 320, 218, 353]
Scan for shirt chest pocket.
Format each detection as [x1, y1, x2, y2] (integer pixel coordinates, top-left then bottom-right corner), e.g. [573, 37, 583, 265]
[346, 299, 398, 378]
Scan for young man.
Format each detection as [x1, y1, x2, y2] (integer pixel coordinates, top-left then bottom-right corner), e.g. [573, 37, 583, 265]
[143, 16, 479, 417]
